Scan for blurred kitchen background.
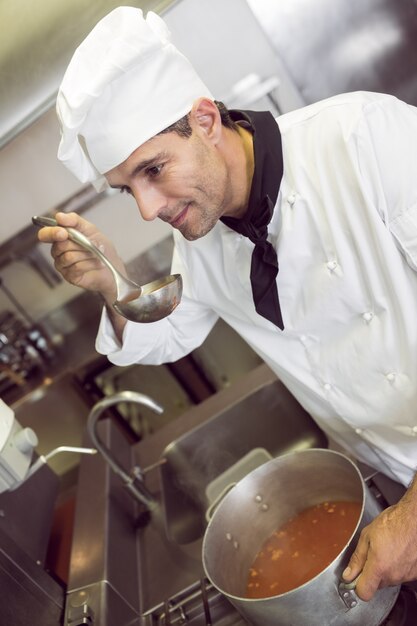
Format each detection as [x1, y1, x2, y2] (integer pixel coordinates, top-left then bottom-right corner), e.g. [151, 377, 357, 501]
[1, 0, 417, 600]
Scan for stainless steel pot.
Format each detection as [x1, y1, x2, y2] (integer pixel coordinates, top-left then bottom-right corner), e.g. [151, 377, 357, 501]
[202, 448, 400, 626]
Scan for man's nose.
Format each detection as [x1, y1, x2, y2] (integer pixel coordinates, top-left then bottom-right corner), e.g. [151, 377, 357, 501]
[132, 186, 167, 221]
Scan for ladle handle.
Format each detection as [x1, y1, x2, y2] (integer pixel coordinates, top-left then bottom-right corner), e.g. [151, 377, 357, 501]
[32, 216, 139, 295]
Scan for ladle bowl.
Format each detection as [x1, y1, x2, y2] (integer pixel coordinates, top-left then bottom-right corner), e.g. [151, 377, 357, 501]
[32, 215, 182, 323]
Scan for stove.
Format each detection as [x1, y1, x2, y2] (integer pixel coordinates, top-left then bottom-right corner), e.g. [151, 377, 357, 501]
[141, 578, 417, 626]
[142, 578, 246, 625]
[64, 393, 417, 626]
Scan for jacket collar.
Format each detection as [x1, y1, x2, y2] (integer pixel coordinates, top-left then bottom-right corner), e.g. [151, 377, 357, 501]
[220, 109, 285, 330]
[220, 109, 283, 232]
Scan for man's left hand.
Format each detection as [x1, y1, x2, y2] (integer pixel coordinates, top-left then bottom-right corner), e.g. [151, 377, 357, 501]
[342, 497, 417, 600]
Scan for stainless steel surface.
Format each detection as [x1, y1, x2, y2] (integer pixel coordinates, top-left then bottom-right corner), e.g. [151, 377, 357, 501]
[13, 372, 92, 482]
[0, 0, 179, 150]
[87, 390, 163, 509]
[0, 460, 64, 626]
[140, 578, 250, 625]
[202, 449, 399, 626]
[111, 273, 182, 323]
[66, 367, 273, 624]
[65, 365, 327, 623]
[133, 365, 319, 613]
[160, 378, 327, 544]
[83, 359, 197, 436]
[0, 526, 64, 626]
[66, 364, 415, 625]
[247, 0, 417, 106]
[0, 462, 59, 564]
[65, 419, 144, 626]
[191, 318, 263, 391]
[24, 445, 97, 483]
[32, 215, 183, 323]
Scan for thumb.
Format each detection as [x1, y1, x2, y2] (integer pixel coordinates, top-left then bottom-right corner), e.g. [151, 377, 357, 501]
[342, 535, 369, 582]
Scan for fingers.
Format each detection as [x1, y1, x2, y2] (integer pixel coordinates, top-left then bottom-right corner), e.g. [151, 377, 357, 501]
[52, 246, 98, 272]
[38, 223, 68, 243]
[37, 212, 95, 243]
[342, 522, 391, 601]
[54, 211, 80, 227]
[341, 528, 383, 601]
[36, 211, 121, 296]
[50, 236, 86, 261]
[43, 216, 103, 286]
[342, 500, 417, 601]
[354, 556, 383, 601]
[343, 530, 369, 583]
[37, 212, 72, 243]
[54, 254, 105, 288]
[55, 211, 94, 233]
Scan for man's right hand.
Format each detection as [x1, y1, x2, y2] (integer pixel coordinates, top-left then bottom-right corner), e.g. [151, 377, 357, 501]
[37, 211, 128, 341]
[37, 211, 125, 303]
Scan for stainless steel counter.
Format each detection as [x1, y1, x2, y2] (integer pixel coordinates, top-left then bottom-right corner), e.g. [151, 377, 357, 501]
[64, 363, 328, 625]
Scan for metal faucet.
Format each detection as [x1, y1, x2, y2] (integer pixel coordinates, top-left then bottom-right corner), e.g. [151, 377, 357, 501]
[87, 390, 163, 510]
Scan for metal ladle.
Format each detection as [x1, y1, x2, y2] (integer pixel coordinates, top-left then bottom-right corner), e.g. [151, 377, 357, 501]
[32, 216, 182, 323]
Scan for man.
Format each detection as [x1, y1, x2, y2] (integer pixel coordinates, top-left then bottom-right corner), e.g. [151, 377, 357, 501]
[38, 6, 417, 601]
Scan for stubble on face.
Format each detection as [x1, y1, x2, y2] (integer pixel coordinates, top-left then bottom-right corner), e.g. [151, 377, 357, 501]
[169, 134, 232, 242]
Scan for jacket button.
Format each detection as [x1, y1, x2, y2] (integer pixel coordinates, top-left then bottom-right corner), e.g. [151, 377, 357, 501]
[386, 372, 396, 382]
[323, 382, 332, 391]
[287, 193, 297, 206]
[326, 260, 338, 271]
[362, 312, 374, 323]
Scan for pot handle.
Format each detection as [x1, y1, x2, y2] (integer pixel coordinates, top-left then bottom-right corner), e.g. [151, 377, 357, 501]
[338, 576, 361, 610]
[205, 482, 237, 521]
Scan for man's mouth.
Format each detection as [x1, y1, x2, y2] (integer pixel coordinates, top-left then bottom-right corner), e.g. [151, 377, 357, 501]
[170, 203, 190, 228]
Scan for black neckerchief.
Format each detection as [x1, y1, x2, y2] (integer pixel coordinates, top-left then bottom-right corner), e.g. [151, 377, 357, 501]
[220, 109, 284, 329]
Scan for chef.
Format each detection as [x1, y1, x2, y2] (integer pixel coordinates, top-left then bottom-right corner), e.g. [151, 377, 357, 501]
[38, 6, 417, 601]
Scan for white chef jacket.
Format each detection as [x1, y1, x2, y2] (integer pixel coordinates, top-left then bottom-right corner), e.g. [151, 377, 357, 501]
[97, 91, 417, 487]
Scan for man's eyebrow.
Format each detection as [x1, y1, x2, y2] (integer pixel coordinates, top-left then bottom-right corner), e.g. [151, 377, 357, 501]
[130, 150, 170, 176]
[108, 151, 168, 189]
[129, 154, 164, 178]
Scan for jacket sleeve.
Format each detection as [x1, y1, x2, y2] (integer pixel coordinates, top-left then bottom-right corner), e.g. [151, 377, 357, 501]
[356, 94, 417, 270]
[95, 239, 218, 366]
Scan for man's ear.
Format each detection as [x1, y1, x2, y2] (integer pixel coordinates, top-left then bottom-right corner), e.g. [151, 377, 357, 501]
[190, 98, 222, 144]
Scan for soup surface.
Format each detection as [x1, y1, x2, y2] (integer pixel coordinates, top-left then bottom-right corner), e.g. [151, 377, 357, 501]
[245, 500, 361, 598]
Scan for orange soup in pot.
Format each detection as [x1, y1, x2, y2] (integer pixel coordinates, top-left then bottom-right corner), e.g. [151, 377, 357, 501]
[246, 500, 361, 598]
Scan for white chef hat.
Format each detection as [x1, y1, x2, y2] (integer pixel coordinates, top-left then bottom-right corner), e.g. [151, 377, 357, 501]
[56, 6, 213, 191]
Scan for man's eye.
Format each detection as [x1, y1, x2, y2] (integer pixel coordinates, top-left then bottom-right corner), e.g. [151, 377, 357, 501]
[146, 164, 163, 178]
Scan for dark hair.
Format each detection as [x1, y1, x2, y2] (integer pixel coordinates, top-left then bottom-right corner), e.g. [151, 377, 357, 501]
[158, 100, 238, 138]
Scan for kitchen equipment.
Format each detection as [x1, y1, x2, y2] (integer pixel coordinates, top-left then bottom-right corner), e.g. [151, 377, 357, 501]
[32, 216, 183, 323]
[0, 308, 55, 398]
[0, 397, 97, 494]
[0, 398, 38, 493]
[86, 390, 163, 510]
[160, 378, 327, 545]
[202, 448, 400, 626]
[63, 408, 414, 626]
[0, 465, 64, 626]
